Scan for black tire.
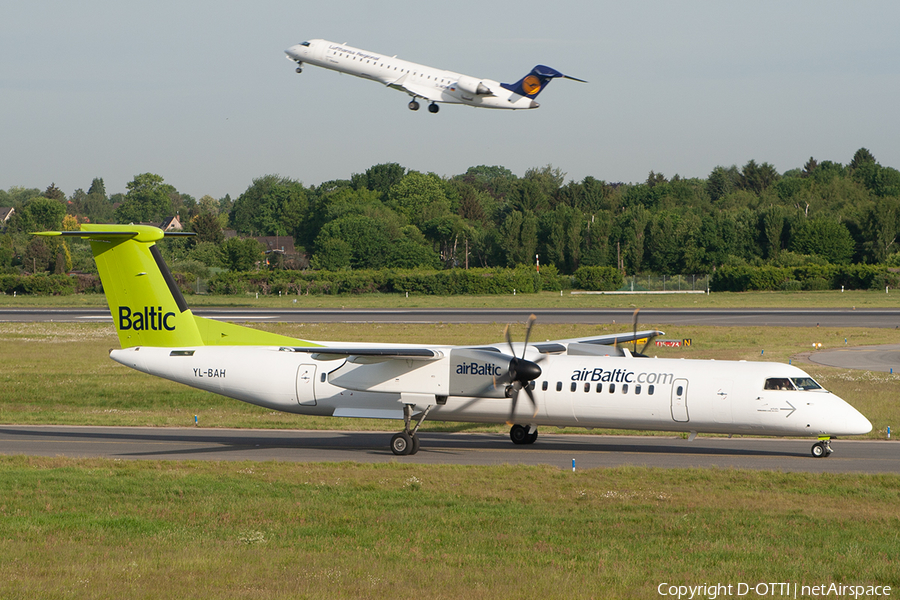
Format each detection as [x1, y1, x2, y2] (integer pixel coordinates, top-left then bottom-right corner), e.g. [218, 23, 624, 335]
[428, 103, 439, 113]
[811, 442, 826, 458]
[408, 100, 420, 111]
[526, 429, 538, 445]
[510, 424, 528, 445]
[391, 432, 413, 455]
[410, 434, 420, 455]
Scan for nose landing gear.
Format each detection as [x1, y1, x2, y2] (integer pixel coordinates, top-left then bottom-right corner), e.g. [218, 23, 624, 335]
[811, 437, 833, 458]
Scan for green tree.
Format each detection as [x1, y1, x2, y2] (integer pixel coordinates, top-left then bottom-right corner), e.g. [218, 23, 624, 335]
[221, 237, 263, 271]
[499, 210, 538, 267]
[190, 212, 224, 245]
[115, 173, 175, 223]
[790, 217, 855, 264]
[25, 196, 67, 231]
[229, 175, 308, 240]
[387, 171, 450, 227]
[739, 160, 780, 195]
[351, 163, 406, 194]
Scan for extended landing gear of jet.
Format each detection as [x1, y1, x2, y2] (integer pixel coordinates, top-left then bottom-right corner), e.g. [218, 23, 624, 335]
[408, 99, 420, 111]
[510, 424, 538, 445]
[391, 404, 432, 455]
[811, 438, 833, 458]
[428, 102, 439, 113]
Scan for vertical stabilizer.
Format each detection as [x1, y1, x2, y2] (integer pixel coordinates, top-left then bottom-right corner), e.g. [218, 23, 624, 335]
[38, 225, 204, 348]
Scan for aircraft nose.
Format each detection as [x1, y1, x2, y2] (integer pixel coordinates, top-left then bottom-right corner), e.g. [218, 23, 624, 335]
[285, 45, 301, 60]
[827, 400, 873, 435]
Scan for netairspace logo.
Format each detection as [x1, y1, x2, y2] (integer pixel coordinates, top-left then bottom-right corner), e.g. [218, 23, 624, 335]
[657, 581, 892, 599]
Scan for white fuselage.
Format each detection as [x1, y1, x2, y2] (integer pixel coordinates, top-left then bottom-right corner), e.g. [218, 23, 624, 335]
[285, 39, 540, 109]
[110, 345, 872, 438]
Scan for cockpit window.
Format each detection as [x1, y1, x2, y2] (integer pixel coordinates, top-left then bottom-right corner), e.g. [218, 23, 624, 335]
[764, 378, 795, 391]
[791, 377, 822, 391]
[300, 41, 311, 47]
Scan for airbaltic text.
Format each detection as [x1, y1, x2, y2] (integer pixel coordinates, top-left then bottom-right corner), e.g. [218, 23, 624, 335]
[119, 306, 175, 331]
[456, 362, 503, 377]
[572, 367, 674, 385]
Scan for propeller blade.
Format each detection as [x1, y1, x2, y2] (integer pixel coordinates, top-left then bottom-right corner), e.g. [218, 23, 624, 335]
[521, 314, 537, 357]
[504, 324, 514, 357]
[632, 308, 640, 354]
[523, 382, 538, 418]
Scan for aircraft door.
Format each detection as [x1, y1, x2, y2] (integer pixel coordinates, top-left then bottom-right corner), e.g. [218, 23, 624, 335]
[296, 364, 317, 406]
[712, 379, 733, 424]
[670, 378, 689, 422]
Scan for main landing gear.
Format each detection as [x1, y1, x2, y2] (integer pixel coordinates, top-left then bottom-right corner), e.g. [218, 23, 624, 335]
[407, 99, 440, 113]
[811, 437, 833, 458]
[390, 404, 432, 456]
[510, 424, 538, 445]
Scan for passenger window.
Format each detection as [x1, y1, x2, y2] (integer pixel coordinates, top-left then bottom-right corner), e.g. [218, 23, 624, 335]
[542, 381, 548, 391]
[320, 373, 326, 383]
[648, 385, 655, 395]
[635, 385, 642, 395]
[595, 383, 603, 393]
[622, 384, 629, 394]
[556, 382, 562, 392]
[570, 382, 577, 392]
[609, 384, 616, 394]
[584, 382, 590, 393]
[676, 385, 683, 396]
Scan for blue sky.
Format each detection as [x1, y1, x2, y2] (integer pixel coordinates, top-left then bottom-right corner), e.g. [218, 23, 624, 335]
[2, 0, 898, 200]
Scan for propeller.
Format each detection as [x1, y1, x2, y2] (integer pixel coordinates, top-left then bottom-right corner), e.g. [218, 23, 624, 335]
[629, 308, 660, 357]
[496, 314, 544, 423]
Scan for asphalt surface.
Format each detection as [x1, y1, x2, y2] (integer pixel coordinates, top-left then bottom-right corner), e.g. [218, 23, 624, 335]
[4, 306, 900, 327]
[0, 426, 896, 474]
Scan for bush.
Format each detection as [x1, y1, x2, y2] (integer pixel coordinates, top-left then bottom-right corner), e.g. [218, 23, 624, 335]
[573, 266, 624, 291]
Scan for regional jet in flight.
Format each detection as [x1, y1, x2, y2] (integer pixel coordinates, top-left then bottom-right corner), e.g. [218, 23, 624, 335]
[37, 225, 871, 458]
[285, 39, 586, 112]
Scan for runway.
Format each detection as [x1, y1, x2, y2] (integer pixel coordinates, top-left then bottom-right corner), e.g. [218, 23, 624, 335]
[4, 307, 900, 327]
[1, 425, 896, 474]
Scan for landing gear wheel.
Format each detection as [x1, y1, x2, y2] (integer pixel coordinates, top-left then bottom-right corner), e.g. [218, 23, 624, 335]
[408, 100, 420, 111]
[510, 424, 538, 445]
[295, 67, 303, 73]
[428, 102, 439, 113]
[410, 434, 420, 455]
[811, 442, 825, 458]
[391, 432, 413, 456]
[510, 424, 528, 444]
[811, 439, 833, 458]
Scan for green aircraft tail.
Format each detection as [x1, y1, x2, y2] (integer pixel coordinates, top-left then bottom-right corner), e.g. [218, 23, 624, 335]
[36, 225, 317, 349]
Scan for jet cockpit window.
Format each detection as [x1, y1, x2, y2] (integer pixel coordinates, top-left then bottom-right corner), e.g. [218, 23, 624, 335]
[300, 41, 311, 47]
[791, 377, 823, 391]
[764, 378, 795, 391]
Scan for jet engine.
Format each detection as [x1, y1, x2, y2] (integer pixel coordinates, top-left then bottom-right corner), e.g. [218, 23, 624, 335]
[455, 75, 491, 96]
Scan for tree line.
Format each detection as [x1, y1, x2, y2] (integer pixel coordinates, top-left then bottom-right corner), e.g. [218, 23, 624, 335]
[3, 148, 900, 282]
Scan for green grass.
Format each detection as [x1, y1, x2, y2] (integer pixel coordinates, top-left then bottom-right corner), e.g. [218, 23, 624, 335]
[1, 321, 898, 437]
[0, 457, 897, 599]
[4, 288, 900, 308]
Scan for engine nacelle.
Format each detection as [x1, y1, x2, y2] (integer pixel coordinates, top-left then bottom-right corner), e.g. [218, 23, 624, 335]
[455, 75, 491, 96]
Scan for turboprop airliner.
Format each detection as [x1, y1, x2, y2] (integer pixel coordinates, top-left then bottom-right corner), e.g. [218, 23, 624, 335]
[37, 225, 871, 458]
[284, 39, 586, 112]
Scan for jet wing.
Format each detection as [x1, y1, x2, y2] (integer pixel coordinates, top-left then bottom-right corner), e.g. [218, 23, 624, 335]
[385, 72, 443, 102]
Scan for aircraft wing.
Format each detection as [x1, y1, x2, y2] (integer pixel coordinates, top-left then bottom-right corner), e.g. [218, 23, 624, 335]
[533, 329, 665, 353]
[385, 72, 443, 101]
